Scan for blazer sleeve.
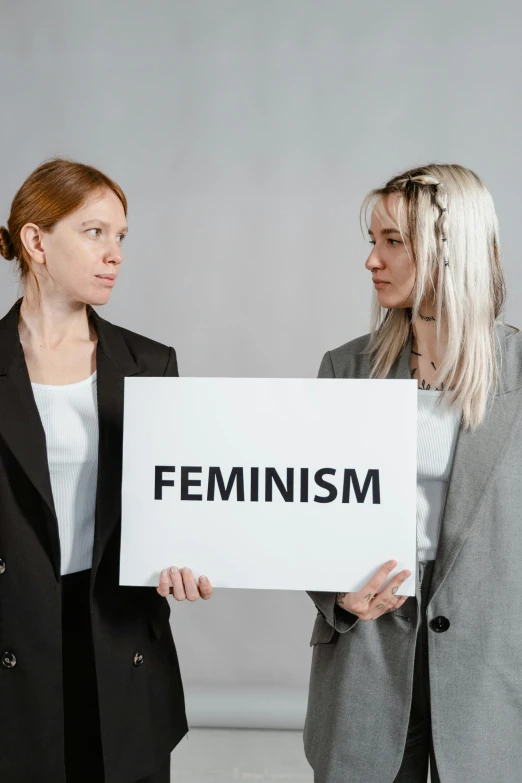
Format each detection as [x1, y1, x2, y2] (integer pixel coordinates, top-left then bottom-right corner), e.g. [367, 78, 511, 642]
[163, 346, 179, 378]
[306, 350, 360, 633]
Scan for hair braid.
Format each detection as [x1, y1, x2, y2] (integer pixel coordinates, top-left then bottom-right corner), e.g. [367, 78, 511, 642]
[391, 173, 450, 267]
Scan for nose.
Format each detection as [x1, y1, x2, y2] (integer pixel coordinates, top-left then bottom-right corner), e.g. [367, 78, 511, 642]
[105, 241, 123, 266]
[365, 246, 384, 273]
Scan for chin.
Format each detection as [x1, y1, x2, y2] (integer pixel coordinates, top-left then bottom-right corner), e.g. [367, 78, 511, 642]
[85, 291, 113, 307]
[377, 292, 411, 310]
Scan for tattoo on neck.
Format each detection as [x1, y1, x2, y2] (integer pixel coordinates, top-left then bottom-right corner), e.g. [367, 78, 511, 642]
[419, 313, 435, 322]
[419, 379, 445, 391]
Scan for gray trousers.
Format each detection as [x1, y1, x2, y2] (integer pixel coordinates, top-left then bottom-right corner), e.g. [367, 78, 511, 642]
[393, 561, 441, 783]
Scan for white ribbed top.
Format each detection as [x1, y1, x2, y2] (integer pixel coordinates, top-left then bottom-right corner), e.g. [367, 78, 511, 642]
[32, 372, 99, 575]
[417, 389, 461, 560]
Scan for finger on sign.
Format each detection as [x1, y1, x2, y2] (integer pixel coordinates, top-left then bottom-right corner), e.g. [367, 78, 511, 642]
[198, 575, 213, 600]
[391, 569, 412, 598]
[170, 567, 187, 601]
[157, 569, 171, 598]
[181, 567, 200, 602]
[363, 560, 398, 598]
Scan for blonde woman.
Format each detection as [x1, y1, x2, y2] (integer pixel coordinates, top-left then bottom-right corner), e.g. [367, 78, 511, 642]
[305, 165, 521, 783]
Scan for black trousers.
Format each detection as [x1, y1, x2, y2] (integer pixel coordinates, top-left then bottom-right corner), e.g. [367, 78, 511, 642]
[393, 560, 441, 783]
[62, 569, 170, 783]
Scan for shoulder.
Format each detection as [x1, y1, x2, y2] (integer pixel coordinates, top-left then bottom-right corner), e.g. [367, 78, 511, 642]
[497, 322, 522, 391]
[90, 309, 178, 376]
[318, 333, 372, 379]
[113, 322, 171, 359]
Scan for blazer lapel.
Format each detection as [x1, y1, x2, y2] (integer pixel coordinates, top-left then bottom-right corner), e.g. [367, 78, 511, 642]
[89, 309, 141, 581]
[429, 386, 522, 599]
[0, 302, 60, 575]
[0, 301, 142, 582]
[383, 332, 522, 601]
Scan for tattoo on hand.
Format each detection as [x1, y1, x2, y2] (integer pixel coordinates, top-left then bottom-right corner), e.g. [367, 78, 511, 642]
[336, 592, 347, 608]
[391, 586, 398, 594]
[363, 593, 373, 602]
[375, 603, 384, 611]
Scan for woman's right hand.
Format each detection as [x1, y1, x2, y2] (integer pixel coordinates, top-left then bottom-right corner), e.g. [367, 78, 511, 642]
[336, 560, 411, 621]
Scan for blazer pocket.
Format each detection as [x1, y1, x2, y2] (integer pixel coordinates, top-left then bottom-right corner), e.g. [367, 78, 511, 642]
[310, 613, 339, 646]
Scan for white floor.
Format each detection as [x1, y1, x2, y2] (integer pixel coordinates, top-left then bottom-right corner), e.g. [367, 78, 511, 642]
[170, 729, 313, 782]
[169, 729, 432, 783]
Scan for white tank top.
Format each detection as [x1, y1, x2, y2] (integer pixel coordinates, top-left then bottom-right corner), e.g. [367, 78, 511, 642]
[32, 372, 99, 575]
[417, 389, 461, 561]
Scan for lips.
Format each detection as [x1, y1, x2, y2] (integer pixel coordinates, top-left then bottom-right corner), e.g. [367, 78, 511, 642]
[373, 279, 389, 289]
[95, 274, 117, 287]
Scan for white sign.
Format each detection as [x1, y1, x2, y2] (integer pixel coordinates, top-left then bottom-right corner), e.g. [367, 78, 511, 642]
[120, 378, 417, 595]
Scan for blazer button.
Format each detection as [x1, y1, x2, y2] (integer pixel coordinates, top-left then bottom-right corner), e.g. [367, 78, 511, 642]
[1, 652, 17, 668]
[430, 616, 450, 633]
[133, 651, 144, 667]
[0, 559, 5, 574]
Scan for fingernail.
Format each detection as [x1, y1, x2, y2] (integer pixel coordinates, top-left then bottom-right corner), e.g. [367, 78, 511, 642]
[182, 567, 191, 575]
[199, 576, 207, 584]
[161, 569, 168, 578]
[170, 566, 179, 574]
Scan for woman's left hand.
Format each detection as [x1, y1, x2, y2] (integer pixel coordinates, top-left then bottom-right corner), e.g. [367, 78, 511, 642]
[156, 566, 213, 601]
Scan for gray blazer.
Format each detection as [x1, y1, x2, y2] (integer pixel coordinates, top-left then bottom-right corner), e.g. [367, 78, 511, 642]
[304, 325, 522, 783]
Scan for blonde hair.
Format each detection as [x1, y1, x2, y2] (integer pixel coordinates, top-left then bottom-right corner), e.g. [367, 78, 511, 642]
[361, 164, 506, 430]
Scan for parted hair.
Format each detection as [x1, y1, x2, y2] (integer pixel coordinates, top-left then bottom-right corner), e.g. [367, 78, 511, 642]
[0, 158, 127, 295]
[361, 163, 506, 430]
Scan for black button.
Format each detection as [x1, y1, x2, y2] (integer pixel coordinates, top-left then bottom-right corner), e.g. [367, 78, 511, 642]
[1, 652, 17, 669]
[0, 559, 5, 575]
[133, 651, 144, 667]
[430, 616, 450, 633]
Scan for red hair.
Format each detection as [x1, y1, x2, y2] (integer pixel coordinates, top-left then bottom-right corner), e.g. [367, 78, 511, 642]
[0, 158, 127, 292]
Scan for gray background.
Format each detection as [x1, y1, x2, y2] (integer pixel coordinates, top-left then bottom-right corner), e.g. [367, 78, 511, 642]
[1, 0, 521, 728]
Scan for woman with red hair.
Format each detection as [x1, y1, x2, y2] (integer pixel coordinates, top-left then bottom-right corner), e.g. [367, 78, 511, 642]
[0, 159, 212, 783]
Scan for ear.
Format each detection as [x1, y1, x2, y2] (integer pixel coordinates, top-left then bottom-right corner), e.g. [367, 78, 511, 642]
[20, 223, 47, 267]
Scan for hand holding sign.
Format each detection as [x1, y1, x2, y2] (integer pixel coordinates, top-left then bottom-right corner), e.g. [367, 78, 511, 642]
[157, 566, 214, 601]
[336, 559, 411, 620]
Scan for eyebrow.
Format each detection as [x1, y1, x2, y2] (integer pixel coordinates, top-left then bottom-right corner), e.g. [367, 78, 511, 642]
[368, 227, 401, 236]
[81, 219, 128, 234]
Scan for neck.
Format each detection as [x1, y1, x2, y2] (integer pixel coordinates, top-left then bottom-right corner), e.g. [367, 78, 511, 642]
[18, 289, 92, 349]
[411, 303, 446, 361]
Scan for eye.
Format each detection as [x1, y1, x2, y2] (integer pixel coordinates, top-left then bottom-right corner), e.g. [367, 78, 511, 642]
[117, 233, 126, 243]
[387, 238, 401, 246]
[369, 240, 376, 246]
[88, 228, 102, 237]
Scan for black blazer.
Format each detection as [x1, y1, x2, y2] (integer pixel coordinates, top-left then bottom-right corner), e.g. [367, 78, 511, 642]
[0, 300, 187, 783]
